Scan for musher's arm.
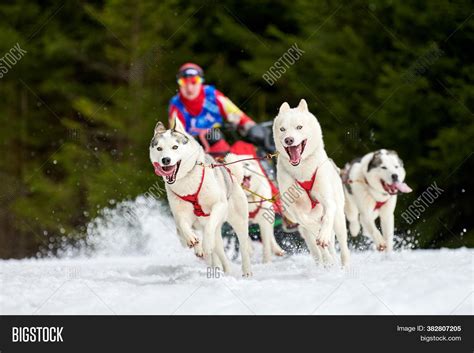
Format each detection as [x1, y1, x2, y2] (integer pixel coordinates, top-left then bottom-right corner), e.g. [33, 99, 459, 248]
[214, 90, 269, 147]
[214, 89, 255, 132]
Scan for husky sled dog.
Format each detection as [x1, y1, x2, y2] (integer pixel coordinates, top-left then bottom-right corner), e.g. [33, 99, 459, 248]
[240, 156, 285, 263]
[149, 118, 252, 276]
[342, 149, 412, 252]
[273, 99, 350, 266]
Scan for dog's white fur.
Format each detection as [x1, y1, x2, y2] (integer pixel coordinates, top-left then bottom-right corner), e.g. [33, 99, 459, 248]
[149, 118, 252, 276]
[343, 149, 410, 252]
[240, 156, 285, 263]
[273, 99, 350, 266]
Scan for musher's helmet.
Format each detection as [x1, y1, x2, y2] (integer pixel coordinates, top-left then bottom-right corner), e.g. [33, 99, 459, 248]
[176, 63, 204, 84]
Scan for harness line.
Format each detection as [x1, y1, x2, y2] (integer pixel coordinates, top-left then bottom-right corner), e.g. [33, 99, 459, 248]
[196, 152, 279, 169]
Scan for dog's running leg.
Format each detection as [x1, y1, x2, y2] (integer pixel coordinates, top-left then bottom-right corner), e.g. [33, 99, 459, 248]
[259, 219, 273, 263]
[328, 233, 336, 256]
[334, 209, 351, 267]
[176, 219, 199, 248]
[228, 186, 252, 276]
[203, 202, 227, 266]
[380, 211, 395, 252]
[321, 246, 335, 266]
[359, 213, 387, 251]
[316, 200, 336, 248]
[212, 252, 222, 269]
[264, 208, 284, 256]
[230, 218, 252, 276]
[328, 237, 337, 262]
[345, 195, 361, 237]
[271, 238, 285, 256]
[299, 227, 323, 264]
[214, 225, 232, 274]
[194, 243, 204, 258]
[227, 211, 252, 276]
[259, 203, 285, 256]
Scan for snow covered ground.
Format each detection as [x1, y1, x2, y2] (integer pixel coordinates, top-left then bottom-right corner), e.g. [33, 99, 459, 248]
[1, 197, 472, 315]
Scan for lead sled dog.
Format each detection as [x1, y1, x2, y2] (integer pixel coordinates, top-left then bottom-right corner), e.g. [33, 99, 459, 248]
[149, 117, 252, 276]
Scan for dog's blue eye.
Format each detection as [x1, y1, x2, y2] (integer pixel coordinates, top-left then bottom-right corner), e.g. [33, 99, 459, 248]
[157, 147, 162, 151]
[296, 125, 303, 130]
[280, 127, 286, 132]
[172, 145, 178, 150]
[381, 166, 387, 169]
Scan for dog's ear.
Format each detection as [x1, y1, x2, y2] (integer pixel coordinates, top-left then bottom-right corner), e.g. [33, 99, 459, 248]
[387, 149, 404, 167]
[279, 102, 290, 114]
[367, 151, 383, 172]
[297, 99, 308, 112]
[154, 121, 166, 135]
[171, 113, 186, 134]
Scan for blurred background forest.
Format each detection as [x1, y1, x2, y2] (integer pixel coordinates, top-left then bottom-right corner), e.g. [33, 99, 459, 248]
[0, 0, 472, 258]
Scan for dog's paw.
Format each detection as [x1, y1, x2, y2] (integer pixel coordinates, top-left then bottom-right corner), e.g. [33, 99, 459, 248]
[242, 271, 253, 278]
[376, 242, 387, 251]
[274, 249, 285, 256]
[194, 244, 204, 258]
[315, 237, 330, 248]
[186, 236, 199, 248]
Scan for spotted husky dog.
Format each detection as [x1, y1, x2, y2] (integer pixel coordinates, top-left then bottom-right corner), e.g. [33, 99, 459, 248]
[342, 149, 412, 252]
[149, 117, 252, 276]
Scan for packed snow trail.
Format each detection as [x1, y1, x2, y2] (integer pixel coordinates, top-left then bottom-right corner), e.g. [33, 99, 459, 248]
[0, 197, 472, 315]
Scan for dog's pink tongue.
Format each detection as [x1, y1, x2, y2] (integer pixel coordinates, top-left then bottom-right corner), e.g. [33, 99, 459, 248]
[153, 162, 169, 177]
[395, 182, 412, 193]
[287, 145, 302, 164]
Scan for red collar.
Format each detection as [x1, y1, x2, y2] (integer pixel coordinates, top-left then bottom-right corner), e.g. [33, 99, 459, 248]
[173, 167, 209, 217]
[179, 86, 205, 116]
[249, 199, 264, 219]
[296, 169, 319, 209]
[363, 178, 390, 211]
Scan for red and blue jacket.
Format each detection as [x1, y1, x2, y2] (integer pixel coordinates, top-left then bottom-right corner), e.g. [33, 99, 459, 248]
[169, 85, 254, 154]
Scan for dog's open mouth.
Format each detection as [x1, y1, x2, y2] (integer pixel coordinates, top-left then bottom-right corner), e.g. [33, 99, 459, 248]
[285, 139, 307, 166]
[242, 175, 251, 189]
[381, 180, 412, 195]
[153, 160, 181, 184]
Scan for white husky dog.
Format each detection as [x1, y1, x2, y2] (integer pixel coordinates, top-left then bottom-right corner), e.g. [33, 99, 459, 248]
[149, 118, 252, 276]
[341, 149, 412, 252]
[273, 99, 350, 266]
[240, 156, 285, 263]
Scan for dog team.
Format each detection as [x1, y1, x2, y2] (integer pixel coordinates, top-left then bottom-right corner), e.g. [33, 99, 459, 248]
[150, 99, 412, 276]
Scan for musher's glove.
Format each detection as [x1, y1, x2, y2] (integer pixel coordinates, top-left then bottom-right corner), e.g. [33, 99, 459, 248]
[246, 124, 275, 153]
[246, 124, 266, 145]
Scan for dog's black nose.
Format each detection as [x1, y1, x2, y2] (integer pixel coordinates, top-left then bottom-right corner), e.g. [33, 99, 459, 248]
[162, 157, 171, 165]
[391, 173, 398, 182]
[284, 137, 294, 146]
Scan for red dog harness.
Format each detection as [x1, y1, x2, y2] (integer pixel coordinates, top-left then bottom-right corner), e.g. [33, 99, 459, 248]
[173, 167, 210, 217]
[248, 199, 264, 219]
[374, 200, 388, 211]
[296, 169, 319, 209]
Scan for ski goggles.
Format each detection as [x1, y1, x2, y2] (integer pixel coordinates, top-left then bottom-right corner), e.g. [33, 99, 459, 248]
[177, 76, 203, 87]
